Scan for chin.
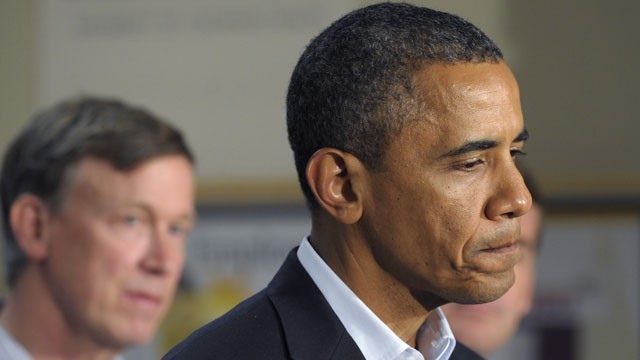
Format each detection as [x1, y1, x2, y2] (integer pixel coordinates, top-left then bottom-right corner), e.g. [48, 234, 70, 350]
[117, 321, 159, 346]
[118, 330, 155, 348]
[446, 271, 515, 305]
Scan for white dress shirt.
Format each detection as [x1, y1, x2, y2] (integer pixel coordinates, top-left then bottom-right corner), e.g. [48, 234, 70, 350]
[0, 325, 31, 360]
[297, 237, 456, 360]
[0, 325, 125, 360]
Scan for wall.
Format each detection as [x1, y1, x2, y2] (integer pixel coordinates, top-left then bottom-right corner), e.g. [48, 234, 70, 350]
[0, 1, 638, 359]
[0, 0, 37, 159]
[1, 0, 638, 201]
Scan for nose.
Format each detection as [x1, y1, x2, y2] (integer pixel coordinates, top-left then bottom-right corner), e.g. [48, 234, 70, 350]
[485, 163, 532, 220]
[140, 226, 183, 276]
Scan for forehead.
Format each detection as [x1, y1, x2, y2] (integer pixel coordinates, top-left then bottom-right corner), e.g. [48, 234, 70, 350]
[62, 156, 194, 209]
[415, 61, 520, 106]
[395, 61, 524, 157]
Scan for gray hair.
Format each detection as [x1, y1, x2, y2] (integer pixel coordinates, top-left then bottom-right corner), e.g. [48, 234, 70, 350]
[0, 96, 194, 287]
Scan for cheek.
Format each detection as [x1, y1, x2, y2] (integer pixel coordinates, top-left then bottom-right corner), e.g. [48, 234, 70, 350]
[48, 225, 97, 282]
[93, 237, 147, 281]
[432, 196, 483, 257]
[440, 176, 484, 217]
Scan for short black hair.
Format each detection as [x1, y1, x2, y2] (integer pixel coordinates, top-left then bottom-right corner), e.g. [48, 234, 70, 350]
[286, 2, 503, 210]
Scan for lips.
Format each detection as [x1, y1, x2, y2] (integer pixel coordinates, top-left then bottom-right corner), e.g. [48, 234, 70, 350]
[479, 226, 520, 253]
[471, 231, 522, 272]
[482, 240, 518, 253]
[125, 290, 163, 309]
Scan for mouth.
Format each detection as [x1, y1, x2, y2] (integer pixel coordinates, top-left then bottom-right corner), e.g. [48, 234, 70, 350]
[481, 240, 518, 254]
[125, 290, 163, 309]
[471, 237, 521, 273]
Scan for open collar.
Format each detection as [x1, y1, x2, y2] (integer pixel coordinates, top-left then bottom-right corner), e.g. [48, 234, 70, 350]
[266, 248, 365, 360]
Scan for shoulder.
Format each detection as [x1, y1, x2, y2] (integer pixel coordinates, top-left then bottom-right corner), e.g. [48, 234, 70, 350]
[162, 289, 288, 359]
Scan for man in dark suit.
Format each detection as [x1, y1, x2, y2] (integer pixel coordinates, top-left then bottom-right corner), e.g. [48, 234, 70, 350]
[165, 3, 532, 359]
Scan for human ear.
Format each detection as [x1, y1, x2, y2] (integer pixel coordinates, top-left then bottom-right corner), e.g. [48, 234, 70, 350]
[9, 194, 51, 261]
[306, 148, 365, 224]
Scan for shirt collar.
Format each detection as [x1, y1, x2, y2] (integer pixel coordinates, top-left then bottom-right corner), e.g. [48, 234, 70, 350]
[0, 325, 32, 359]
[297, 237, 456, 360]
[417, 308, 456, 360]
[0, 325, 126, 360]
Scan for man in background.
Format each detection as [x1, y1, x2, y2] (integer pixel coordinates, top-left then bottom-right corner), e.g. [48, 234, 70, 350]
[0, 97, 196, 360]
[443, 169, 544, 357]
[165, 3, 531, 359]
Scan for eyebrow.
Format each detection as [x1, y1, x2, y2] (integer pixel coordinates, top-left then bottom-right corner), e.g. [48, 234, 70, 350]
[126, 202, 197, 223]
[440, 127, 529, 159]
[514, 127, 529, 142]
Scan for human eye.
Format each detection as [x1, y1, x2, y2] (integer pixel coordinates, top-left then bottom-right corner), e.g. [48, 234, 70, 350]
[123, 214, 141, 226]
[510, 147, 527, 160]
[452, 158, 484, 171]
[168, 222, 192, 239]
[121, 211, 150, 228]
[111, 209, 151, 239]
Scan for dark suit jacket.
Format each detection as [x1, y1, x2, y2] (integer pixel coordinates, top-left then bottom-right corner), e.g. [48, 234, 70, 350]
[163, 248, 484, 360]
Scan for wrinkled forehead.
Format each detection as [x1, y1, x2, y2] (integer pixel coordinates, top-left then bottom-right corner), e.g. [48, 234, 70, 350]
[393, 61, 524, 151]
[52, 155, 183, 209]
[412, 61, 521, 117]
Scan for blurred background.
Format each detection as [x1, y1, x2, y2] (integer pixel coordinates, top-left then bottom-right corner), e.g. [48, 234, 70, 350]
[1, 0, 638, 359]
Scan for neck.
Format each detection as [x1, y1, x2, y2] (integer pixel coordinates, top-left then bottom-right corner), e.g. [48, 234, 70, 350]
[0, 267, 120, 360]
[309, 218, 442, 347]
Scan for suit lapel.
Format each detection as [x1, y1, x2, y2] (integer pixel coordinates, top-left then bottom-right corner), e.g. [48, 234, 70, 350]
[267, 249, 365, 360]
[449, 342, 485, 360]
